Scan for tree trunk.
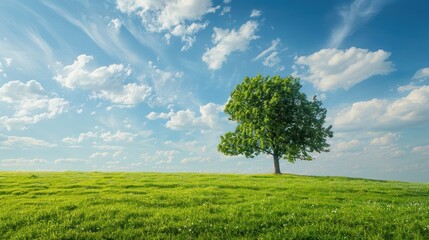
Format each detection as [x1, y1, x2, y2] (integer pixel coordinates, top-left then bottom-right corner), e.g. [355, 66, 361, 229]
[273, 154, 281, 174]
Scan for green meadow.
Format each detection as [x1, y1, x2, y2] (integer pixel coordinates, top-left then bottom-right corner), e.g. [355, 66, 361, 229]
[0, 172, 428, 239]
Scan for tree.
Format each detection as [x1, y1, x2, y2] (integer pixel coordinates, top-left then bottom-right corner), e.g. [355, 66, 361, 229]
[218, 75, 333, 174]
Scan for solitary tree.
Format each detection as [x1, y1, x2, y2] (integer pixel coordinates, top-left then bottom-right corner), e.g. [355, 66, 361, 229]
[218, 75, 333, 174]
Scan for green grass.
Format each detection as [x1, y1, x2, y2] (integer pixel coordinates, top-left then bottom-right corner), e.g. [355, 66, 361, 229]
[0, 172, 428, 239]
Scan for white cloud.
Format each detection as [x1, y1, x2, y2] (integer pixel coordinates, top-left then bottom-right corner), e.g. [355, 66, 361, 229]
[91, 83, 152, 106]
[370, 133, 399, 146]
[334, 85, 429, 130]
[412, 67, 429, 80]
[63, 130, 137, 145]
[253, 38, 280, 61]
[90, 152, 110, 159]
[253, 38, 284, 70]
[0, 58, 12, 78]
[199, 102, 225, 128]
[0, 80, 69, 130]
[141, 150, 179, 164]
[62, 131, 97, 144]
[167, 103, 224, 130]
[155, 150, 178, 164]
[1, 135, 56, 149]
[0, 80, 45, 103]
[181, 156, 210, 164]
[293, 47, 394, 91]
[2, 57, 12, 66]
[100, 131, 136, 142]
[145, 61, 184, 106]
[116, 0, 215, 50]
[165, 109, 198, 130]
[54, 158, 86, 164]
[263, 52, 281, 68]
[335, 140, 361, 152]
[412, 145, 429, 155]
[329, 0, 388, 48]
[397, 83, 420, 93]
[0, 158, 48, 167]
[95, 145, 125, 150]
[250, 9, 261, 18]
[55, 54, 151, 107]
[108, 18, 122, 31]
[54, 54, 129, 90]
[148, 102, 225, 131]
[202, 20, 258, 70]
[146, 111, 174, 120]
[170, 22, 209, 51]
[220, 6, 231, 15]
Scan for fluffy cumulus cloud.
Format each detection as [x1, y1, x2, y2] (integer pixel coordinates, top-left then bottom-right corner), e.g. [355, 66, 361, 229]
[334, 85, 429, 130]
[203, 20, 259, 70]
[147, 102, 225, 130]
[55, 54, 151, 107]
[0, 80, 68, 130]
[116, 0, 216, 50]
[293, 47, 394, 91]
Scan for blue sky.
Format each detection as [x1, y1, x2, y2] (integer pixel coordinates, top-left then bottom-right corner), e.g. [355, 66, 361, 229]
[1, 0, 428, 182]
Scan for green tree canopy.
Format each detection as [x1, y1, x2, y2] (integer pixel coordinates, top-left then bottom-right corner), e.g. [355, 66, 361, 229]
[218, 75, 333, 174]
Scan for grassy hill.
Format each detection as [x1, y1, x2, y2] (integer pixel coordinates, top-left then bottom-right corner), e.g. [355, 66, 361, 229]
[0, 172, 428, 239]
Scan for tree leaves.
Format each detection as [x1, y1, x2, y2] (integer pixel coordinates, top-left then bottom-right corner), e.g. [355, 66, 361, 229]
[218, 75, 333, 168]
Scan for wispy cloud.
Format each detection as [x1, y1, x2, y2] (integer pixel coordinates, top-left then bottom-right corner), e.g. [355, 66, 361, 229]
[329, 0, 390, 48]
[413, 67, 429, 80]
[43, 1, 144, 65]
[0, 135, 57, 149]
[253, 38, 285, 71]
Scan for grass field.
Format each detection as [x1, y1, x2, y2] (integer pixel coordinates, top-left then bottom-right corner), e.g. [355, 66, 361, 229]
[0, 172, 428, 239]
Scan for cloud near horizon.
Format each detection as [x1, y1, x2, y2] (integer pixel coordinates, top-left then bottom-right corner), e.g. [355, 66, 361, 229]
[334, 85, 429, 130]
